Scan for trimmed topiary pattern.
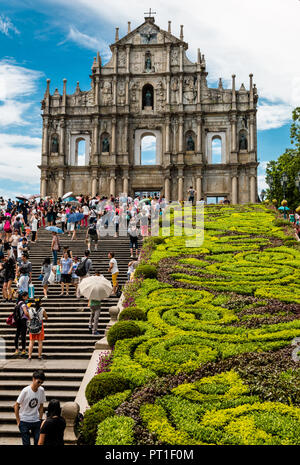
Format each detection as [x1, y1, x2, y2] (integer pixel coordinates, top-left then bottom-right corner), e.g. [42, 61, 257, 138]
[107, 321, 143, 348]
[85, 372, 130, 406]
[119, 307, 147, 321]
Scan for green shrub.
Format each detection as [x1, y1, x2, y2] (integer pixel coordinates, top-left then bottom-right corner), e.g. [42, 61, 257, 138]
[119, 307, 147, 321]
[85, 372, 130, 406]
[151, 237, 166, 245]
[107, 321, 142, 348]
[274, 219, 290, 227]
[81, 405, 114, 445]
[135, 264, 158, 279]
[81, 390, 131, 445]
[96, 415, 135, 445]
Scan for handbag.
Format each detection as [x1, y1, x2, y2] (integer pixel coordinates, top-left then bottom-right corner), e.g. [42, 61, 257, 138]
[38, 274, 43, 281]
[49, 270, 55, 284]
[6, 313, 16, 327]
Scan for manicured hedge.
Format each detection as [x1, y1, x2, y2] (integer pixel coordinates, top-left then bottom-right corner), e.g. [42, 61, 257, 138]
[119, 307, 147, 321]
[107, 321, 142, 348]
[85, 372, 130, 406]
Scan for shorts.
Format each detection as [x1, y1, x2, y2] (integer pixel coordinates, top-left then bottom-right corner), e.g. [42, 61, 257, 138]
[130, 236, 138, 249]
[61, 273, 71, 283]
[4, 274, 15, 283]
[29, 324, 44, 341]
[69, 223, 75, 232]
[89, 235, 98, 243]
[112, 272, 119, 287]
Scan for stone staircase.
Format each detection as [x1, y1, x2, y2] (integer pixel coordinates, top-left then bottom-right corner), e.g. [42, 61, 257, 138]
[0, 227, 136, 444]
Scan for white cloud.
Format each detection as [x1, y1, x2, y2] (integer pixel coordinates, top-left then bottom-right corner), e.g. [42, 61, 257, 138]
[60, 26, 110, 58]
[0, 133, 41, 183]
[0, 100, 31, 126]
[257, 103, 293, 131]
[257, 175, 268, 194]
[0, 15, 19, 36]
[48, 0, 300, 130]
[142, 136, 156, 152]
[0, 59, 43, 101]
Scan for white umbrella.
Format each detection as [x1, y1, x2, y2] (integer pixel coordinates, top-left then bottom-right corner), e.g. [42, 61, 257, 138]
[62, 191, 73, 200]
[78, 275, 112, 300]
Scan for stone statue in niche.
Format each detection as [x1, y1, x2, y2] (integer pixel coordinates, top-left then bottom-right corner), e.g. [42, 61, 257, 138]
[241, 115, 248, 128]
[145, 53, 152, 72]
[51, 135, 59, 153]
[145, 89, 152, 107]
[239, 133, 248, 151]
[102, 137, 110, 153]
[187, 135, 195, 151]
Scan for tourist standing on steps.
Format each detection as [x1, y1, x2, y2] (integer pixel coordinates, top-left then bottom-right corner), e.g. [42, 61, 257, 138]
[14, 369, 46, 446]
[108, 251, 119, 295]
[76, 250, 93, 298]
[13, 291, 29, 357]
[0, 254, 15, 301]
[51, 231, 60, 266]
[59, 251, 73, 296]
[41, 257, 52, 299]
[38, 399, 66, 446]
[128, 219, 139, 258]
[31, 213, 39, 243]
[27, 298, 48, 361]
[88, 298, 101, 336]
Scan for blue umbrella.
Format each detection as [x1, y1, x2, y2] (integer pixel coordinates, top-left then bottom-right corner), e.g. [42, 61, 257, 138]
[45, 226, 64, 234]
[62, 196, 76, 203]
[67, 212, 84, 223]
[278, 206, 290, 211]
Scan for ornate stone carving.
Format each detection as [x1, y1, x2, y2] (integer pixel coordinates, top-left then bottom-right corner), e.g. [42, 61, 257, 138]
[117, 81, 126, 105]
[156, 80, 166, 111]
[101, 81, 112, 105]
[118, 51, 126, 66]
[183, 76, 197, 104]
[171, 48, 179, 66]
[171, 77, 179, 104]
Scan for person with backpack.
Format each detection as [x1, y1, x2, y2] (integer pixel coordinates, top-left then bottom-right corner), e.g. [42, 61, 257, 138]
[86, 221, 98, 251]
[17, 251, 32, 295]
[128, 218, 139, 259]
[14, 369, 46, 446]
[4, 217, 12, 242]
[13, 291, 29, 357]
[76, 250, 92, 299]
[38, 399, 66, 446]
[27, 298, 48, 361]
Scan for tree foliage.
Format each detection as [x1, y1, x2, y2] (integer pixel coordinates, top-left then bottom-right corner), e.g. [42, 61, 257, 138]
[266, 107, 300, 209]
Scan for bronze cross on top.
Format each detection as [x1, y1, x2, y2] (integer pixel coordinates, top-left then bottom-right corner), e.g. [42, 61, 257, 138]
[144, 8, 157, 17]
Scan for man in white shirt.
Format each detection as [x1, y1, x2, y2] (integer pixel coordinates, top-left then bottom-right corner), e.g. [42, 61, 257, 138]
[14, 370, 46, 446]
[31, 214, 38, 243]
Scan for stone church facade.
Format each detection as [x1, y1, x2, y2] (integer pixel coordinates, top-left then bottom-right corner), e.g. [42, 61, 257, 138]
[39, 15, 259, 203]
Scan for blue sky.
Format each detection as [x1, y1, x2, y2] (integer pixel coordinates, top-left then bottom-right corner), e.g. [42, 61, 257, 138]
[0, 0, 298, 199]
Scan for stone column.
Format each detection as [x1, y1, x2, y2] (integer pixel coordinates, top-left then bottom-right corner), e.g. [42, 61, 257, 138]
[92, 176, 98, 197]
[92, 119, 99, 158]
[111, 118, 116, 154]
[250, 175, 256, 203]
[179, 45, 183, 72]
[165, 118, 170, 153]
[59, 119, 65, 157]
[167, 45, 171, 73]
[197, 117, 202, 153]
[196, 176, 202, 201]
[178, 118, 184, 153]
[231, 176, 238, 205]
[123, 176, 128, 195]
[41, 173, 47, 198]
[179, 76, 183, 105]
[124, 116, 129, 154]
[125, 78, 129, 105]
[164, 177, 170, 202]
[178, 177, 183, 202]
[166, 76, 170, 105]
[126, 45, 130, 73]
[110, 172, 116, 196]
[95, 77, 100, 106]
[58, 173, 64, 199]
[42, 118, 49, 156]
[249, 114, 254, 152]
[231, 115, 237, 152]
[113, 78, 117, 106]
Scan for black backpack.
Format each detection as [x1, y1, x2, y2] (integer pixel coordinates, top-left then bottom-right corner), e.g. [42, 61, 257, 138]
[28, 308, 42, 334]
[88, 225, 97, 236]
[13, 301, 23, 323]
[76, 258, 88, 277]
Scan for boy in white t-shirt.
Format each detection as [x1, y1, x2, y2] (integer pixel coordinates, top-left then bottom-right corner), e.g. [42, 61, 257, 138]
[108, 251, 119, 295]
[14, 370, 46, 446]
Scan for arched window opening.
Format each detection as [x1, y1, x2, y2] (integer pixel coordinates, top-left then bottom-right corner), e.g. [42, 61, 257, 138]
[141, 135, 156, 165]
[77, 139, 86, 166]
[142, 84, 154, 109]
[212, 137, 222, 164]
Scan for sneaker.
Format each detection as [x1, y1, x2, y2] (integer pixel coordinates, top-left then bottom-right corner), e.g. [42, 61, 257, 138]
[28, 357, 32, 361]
[76, 307, 85, 312]
[12, 351, 19, 357]
[38, 356, 43, 361]
[92, 331, 100, 336]
[21, 351, 27, 357]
